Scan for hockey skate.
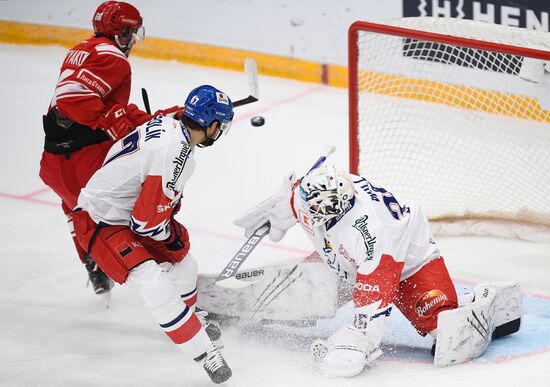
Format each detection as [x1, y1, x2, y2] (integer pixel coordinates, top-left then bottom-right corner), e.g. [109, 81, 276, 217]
[434, 281, 522, 366]
[196, 308, 224, 349]
[84, 254, 114, 295]
[194, 343, 232, 384]
[311, 325, 382, 378]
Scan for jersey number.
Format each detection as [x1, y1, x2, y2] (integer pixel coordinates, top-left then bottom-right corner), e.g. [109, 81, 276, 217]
[357, 178, 409, 220]
[103, 131, 140, 166]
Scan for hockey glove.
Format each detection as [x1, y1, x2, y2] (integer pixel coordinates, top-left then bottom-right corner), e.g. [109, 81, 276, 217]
[163, 217, 189, 252]
[126, 103, 153, 127]
[154, 105, 185, 120]
[234, 171, 298, 242]
[98, 104, 135, 140]
[311, 324, 382, 378]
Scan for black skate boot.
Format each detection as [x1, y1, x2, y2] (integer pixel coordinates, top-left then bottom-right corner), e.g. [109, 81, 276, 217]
[194, 344, 232, 384]
[84, 254, 114, 295]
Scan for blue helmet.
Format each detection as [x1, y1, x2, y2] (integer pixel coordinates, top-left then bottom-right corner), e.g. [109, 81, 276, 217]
[183, 85, 234, 133]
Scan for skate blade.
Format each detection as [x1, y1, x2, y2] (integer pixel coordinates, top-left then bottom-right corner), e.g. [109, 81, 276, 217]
[100, 291, 112, 309]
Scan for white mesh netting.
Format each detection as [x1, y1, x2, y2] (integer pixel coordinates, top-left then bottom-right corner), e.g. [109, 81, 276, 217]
[352, 18, 550, 241]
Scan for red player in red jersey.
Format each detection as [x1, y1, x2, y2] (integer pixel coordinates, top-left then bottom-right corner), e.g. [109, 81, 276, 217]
[39, 1, 157, 296]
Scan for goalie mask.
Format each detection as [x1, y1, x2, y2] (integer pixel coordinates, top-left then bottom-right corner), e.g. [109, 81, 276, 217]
[299, 165, 355, 226]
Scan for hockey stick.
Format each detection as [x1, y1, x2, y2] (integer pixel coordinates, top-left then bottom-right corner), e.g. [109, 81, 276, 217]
[141, 88, 151, 114]
[232, 58, 259, 107]
[216, 146, 336, 289]
[214, 223, 271, 284]
[306, 145, 335, 174]
[140, 58, 258, 115]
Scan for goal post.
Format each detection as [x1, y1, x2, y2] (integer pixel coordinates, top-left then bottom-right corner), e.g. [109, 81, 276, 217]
[348, 18, 550, 241]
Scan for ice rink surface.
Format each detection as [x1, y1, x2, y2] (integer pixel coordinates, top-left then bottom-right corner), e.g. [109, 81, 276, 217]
[0, 43, 549, 386]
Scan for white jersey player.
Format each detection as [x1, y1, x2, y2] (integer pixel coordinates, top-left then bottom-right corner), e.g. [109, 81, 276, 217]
[73, 85, 234, 384]
[235, 164, 523, 377]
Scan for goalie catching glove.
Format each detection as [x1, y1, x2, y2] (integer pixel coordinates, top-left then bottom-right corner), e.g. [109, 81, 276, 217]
[234, 171, 298, 242]
[311, 324, 382, 378]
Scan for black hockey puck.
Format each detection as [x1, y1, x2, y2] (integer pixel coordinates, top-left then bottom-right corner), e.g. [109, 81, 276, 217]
[251, 116, 265, 126]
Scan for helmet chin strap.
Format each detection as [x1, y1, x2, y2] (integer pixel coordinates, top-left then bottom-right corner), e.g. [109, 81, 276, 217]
[197, 122, 222, 148]
[114, 34, 137, 57]
[197, 129, 217, 148]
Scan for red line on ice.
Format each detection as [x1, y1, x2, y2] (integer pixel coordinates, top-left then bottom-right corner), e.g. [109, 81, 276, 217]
[0, 191, 58, 206]
[234, 85, 324, 122]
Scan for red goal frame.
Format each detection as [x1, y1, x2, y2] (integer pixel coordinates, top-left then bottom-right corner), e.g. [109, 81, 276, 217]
[348, 20, 550, 174]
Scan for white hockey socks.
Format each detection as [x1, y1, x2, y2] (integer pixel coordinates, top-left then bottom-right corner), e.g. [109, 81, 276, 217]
[126, 261, 212, 359]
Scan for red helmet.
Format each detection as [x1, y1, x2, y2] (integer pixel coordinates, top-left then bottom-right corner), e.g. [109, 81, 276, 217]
[93, 1, 144, 52]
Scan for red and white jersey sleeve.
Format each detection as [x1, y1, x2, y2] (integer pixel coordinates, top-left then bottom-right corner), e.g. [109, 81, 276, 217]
[78, 116, 195, 241]
[49, 36, 132, 128]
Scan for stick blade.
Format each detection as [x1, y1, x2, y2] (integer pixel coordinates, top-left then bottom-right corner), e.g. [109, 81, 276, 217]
[244, 58, 259, 100]
[324, 146, 336, 157]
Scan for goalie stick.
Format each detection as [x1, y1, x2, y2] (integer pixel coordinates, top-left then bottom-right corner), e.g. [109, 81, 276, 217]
[214, 223, 271, 285]
[140, 58, 259, 114]
[216, 146, 336, 289]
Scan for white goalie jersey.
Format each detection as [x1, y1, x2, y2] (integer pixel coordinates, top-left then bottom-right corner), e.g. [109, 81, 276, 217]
[77, 115, 195, 241]
[292, 175, 441, 284]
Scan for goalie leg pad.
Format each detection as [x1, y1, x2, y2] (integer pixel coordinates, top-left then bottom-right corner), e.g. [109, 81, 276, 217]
[434, 281, 522, 366]
[489, 281, 523, 339]
[434, 284, 497, 366]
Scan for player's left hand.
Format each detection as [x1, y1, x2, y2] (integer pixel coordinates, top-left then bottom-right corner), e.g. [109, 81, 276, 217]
[98, 104, 134, 140]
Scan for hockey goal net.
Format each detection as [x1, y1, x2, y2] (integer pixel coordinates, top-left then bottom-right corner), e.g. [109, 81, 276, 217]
[348, 17, 550, 241]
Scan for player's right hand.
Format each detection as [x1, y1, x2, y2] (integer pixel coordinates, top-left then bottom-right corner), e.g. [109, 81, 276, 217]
[154, 105, 185, 120]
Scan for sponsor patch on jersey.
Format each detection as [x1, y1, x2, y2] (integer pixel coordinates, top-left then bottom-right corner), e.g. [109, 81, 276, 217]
[298, 209, 314, 235]
[216, 92, 229, 105]
[76, 69, 111, 96]
[352, 215, 376, 261]
[415, 289, 449, 317]
[166, 142, 191, 192]
[354, 282, 381, 292]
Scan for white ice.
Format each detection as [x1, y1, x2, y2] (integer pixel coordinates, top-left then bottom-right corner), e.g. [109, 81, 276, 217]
[0, 44, 549, 387]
